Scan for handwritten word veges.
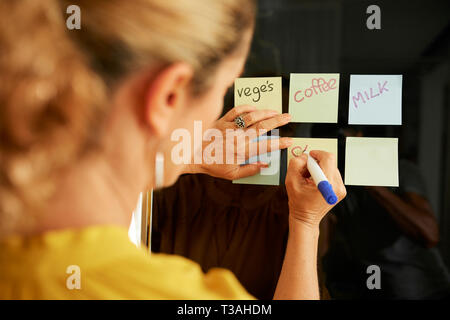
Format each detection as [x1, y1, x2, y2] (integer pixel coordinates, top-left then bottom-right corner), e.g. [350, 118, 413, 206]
[234, 77, 282, 113]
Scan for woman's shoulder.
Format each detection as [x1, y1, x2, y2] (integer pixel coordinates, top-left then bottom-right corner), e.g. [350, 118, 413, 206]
[105, 251, 254, 299]
[0, 225, 253, 300]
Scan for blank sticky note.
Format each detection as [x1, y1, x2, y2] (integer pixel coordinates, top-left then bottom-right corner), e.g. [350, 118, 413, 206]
[288, 73, 339, 123]
[234, 77, 282, 113]
[287, 138, 338, 165]
[233, 136, 280, 186]
[345, 137, 399, 186]
[348, 75, 402, 125]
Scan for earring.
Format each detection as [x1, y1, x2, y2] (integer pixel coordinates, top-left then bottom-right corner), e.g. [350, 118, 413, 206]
[154, 152, 164, 189]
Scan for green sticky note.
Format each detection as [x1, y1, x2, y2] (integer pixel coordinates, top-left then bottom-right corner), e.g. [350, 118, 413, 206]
[345, 137, 399, 187]
[287, 138, 338, 165]
[233, 136, 281, 186]
[232, 77, 282, 186]
[288, 73, 339, 123]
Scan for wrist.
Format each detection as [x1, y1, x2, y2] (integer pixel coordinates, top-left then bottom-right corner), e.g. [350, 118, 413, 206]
[288, 206, 324, 230]
[183, 163, 205, 175]
[183, 163, 197, 174]
[288, 215, 320, 237]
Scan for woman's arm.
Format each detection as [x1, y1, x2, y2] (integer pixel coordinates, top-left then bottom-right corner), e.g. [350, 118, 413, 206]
[367, 187, 439, 247]
[274, 218, 320, 299]
[274, 151, 346, 300]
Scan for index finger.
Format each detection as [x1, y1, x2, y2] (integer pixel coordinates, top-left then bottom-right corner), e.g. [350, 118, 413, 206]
[223, 105, 257, 121]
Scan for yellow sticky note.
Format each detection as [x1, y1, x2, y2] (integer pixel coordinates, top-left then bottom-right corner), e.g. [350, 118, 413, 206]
[233, 77, 282, 186]
[345, 137, 399, 187]
[287, 138, 338, 165]
[234, 77, 282, 113]
[288, 73, 339, 123]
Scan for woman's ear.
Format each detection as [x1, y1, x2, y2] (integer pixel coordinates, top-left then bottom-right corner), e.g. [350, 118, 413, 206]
[144, 62, 194, 137]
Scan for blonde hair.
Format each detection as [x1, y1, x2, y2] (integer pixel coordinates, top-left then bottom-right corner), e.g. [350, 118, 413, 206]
[0, 0, 255, 233]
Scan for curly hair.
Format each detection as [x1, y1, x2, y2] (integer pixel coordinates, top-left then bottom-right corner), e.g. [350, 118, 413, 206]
[0, 0, 255, 234]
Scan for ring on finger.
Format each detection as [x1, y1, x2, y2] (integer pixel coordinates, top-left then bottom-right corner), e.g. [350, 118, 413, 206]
[234, 115, 246, 129]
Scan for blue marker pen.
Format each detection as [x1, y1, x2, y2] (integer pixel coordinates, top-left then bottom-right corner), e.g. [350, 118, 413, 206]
[304, 151, 338, 205]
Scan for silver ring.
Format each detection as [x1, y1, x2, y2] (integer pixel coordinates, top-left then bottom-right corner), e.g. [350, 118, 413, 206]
[234, 115, 246, 129]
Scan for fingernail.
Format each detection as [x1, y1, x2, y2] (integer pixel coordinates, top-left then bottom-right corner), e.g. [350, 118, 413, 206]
[283, 113, 292, 121]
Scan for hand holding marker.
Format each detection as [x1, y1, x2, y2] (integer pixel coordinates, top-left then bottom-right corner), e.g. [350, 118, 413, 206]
[303, 150, 338, 205]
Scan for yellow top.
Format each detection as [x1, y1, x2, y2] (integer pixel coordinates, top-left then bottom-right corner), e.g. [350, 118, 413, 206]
[0, 225, 254, 299]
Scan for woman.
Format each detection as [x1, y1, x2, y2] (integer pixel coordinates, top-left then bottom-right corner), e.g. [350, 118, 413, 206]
[0, 0, 346, 299]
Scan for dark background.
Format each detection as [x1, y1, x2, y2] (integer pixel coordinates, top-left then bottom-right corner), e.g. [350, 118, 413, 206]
[152, 0, 450, 299]
[232, 0, 450, 267]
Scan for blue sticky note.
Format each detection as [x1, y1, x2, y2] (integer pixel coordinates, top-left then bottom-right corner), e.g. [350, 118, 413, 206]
[348, 74, 402, 125]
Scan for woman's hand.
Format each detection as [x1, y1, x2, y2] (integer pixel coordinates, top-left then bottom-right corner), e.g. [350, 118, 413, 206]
[285, 150, 346, 229]
[186, 105, 292, 180]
